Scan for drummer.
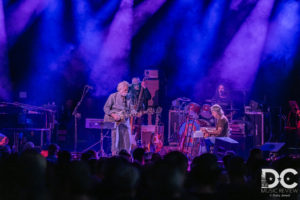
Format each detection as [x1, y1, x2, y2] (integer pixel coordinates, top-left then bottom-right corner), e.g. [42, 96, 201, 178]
[200, 104, 229, 153]
[212, 84, 231, 108]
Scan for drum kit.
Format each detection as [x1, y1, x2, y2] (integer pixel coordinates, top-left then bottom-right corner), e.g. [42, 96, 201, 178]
[172, 97, 240, 129]
[172, 97, 240, 157]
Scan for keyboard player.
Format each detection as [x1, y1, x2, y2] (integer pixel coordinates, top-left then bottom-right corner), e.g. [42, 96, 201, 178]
[200, 104, 229, 153]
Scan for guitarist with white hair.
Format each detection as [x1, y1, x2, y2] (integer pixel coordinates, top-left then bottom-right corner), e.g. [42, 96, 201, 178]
[104, 81, 136, 155]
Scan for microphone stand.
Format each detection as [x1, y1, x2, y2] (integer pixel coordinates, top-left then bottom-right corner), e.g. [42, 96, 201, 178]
[72, 86, 90, 152]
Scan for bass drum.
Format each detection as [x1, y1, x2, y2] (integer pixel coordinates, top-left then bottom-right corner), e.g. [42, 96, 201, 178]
[200, 104, 212, 119]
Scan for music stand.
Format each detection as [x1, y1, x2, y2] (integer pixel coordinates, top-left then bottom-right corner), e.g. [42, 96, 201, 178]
[82, 121, 115, 157]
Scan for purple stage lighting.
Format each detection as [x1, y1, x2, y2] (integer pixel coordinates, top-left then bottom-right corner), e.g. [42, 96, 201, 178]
[212, 0, 275, 91]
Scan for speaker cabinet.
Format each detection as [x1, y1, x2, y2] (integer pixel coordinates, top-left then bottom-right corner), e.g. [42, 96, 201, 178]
[215, 137, 239, 157]
[168, 110, 185, 144]
[245, 112, 264, 146]
[260, 142, 285, 152]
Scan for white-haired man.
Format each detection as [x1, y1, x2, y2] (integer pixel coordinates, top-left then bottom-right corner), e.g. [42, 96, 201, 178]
[104, 81, 135, 155]
[201, 104, 229, 153]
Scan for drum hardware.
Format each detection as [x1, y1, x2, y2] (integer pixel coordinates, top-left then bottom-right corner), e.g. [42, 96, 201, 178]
[205, 99, 215, 103]
[171, 97, 191, 110]
[200, 104, 212, 119]
[224, 108, 240, 111]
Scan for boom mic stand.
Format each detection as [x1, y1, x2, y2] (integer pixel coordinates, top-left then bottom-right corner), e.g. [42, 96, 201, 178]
[72, 86, 91, 152]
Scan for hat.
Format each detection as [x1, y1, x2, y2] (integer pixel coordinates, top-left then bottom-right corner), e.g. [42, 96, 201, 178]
[132, 77, 141, 85]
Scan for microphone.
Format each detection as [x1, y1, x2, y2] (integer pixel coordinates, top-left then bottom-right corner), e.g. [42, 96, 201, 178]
[85, 85, 94, 90]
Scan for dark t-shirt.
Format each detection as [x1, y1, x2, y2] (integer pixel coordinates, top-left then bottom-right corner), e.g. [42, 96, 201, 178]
[128, 86, 151, 111]
[216, 116, 229, 137]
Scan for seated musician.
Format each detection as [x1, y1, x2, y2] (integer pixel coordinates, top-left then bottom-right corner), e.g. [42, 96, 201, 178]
[201, 104, 229, 153]
[103, 81, 135, 156]
[212, 84, 232, 111]
[213, 84, 229, 103]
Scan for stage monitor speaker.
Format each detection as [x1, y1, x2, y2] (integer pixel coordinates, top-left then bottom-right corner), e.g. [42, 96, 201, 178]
[215, 137, 239, 157]
[260, 142, 285, 153]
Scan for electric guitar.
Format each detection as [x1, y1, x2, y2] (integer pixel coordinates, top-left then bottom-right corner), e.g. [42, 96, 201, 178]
[0, 135, 8, 146]
[105, 109, 153, 125]
[130, 107, 155, 148]
[151, 107, 163, 153]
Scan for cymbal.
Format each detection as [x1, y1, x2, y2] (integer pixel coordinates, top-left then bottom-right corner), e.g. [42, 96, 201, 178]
[224, 108, 240, 111]
[205, 99, 215, 103]
[176, 97, 191, 102]
[205, 100, 230, 106]
[230, 120, 246, 124]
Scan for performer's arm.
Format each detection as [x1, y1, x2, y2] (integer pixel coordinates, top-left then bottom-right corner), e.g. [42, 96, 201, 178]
[103, 94, 120, 121]
[201, 119, 225, 136]
[141, 81, 151, 100]
[103, 94, 114, 115]
[206, 127, 223, 136]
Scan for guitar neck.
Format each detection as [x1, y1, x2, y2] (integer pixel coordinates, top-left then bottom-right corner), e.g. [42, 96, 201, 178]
[155, 112, 161, 134]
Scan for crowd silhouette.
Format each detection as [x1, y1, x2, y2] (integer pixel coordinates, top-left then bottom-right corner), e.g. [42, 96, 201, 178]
[0, 143, 299, 200]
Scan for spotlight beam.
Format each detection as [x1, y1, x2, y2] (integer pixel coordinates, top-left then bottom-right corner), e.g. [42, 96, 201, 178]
[5, 0, 49, 47]
[133, 0, 166, 34]
[90, 0, 167, 96]
[213, 0, 275, 90]
[0, 0, 11, 100]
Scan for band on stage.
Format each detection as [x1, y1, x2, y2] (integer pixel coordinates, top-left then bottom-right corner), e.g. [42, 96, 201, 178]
[1, 79, 299, 156]
[103, 79, 231, 156]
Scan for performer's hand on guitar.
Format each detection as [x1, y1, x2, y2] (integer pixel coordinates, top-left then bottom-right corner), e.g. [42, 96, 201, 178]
[111, 113, 121, 121]
[136, 111, 142, 118]
[131, 109, 138, 116]
[141, 81, 146, 89]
